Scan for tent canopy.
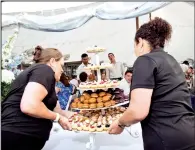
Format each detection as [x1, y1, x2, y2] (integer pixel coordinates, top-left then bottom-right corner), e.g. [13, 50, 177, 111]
[2, 2, 194, 67]
[2, 2, 169, 32]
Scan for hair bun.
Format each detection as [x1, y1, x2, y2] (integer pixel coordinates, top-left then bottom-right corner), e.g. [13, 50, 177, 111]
[33, 45, 44, 63]
[149, 17, 172, 41]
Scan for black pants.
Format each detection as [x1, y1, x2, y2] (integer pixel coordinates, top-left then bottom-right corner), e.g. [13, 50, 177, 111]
[2, 131, 46, 150]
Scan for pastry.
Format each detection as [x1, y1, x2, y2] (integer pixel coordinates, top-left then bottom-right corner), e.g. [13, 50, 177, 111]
[89, 125, 96, 132]
[83, 100, 89, 104]
[104, 124, 110, 131]
[99, 92, 106, 97]
[77, 102, 83, 109]
[89, 98, 97, 104]
[89, 103, 97, 109]
[83, 123, 89, 131]
[97, 97, 103, 103]
[77, 123, 83, 131]
[104, 101, 112, 107]
[106, 93, 112, 97]
[91, 93, 98, 98]
[80, 95, 85, 102]
[74, 98, 80, 103]
[83, 104, 89, 109]
[96, 125, 104, 132]
[97, 102, 104, 108]
[71, 102, 77, 108]
[83, 93, 91, 100]
[110, 100, 116, 106]
[102, 95, 111, 102]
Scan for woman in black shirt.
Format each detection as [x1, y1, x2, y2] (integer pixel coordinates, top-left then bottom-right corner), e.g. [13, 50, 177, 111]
[2, 46, 74, 150]
[108, 17, 195, 150]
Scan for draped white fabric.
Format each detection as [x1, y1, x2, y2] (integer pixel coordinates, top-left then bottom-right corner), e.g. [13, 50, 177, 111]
[2, 2, 170, 32]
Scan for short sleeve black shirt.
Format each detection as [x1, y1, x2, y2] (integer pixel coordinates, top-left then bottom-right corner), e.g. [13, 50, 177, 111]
[1, 64, 57, 140]
[131, 48, 195, 150]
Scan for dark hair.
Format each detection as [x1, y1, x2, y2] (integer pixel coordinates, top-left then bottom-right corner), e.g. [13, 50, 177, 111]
[182, 60, 189, 66]
[71, 75, 77, 79]
[108, 53, 114, 56]
[79, 72, 88, 82]
[135, 17, 172, 49]
[125, 68, 133, 75]
[81, 53, 88, 58]
[60, 73, 70, 86]
[33, 45, 63, 63]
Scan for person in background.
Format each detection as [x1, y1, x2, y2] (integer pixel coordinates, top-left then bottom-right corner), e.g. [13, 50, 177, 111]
[119, 68, 133, 96]
[56, 73, 76, 110]
[180, 60, 189, 73]
[70, 75, 79, 87]
[76, 53, 93, 81]
[78, 72, 88, 95]
[107, 53, 125, 81]
[101, 72, 107, 81]
[2, 46, 74, 150]
[108, 17, 195, 150]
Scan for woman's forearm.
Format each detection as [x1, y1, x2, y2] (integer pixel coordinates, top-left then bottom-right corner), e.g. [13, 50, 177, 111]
[119, 106, 142, 126]
[53, 101, 70, 118]
[21, 101, 57, 121]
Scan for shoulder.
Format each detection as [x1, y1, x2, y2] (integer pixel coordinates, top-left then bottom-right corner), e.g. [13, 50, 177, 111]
[134, 55, 157, 68]
[31, 64, 54, 74]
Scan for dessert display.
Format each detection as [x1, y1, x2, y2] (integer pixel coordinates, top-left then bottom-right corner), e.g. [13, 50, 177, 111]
[70, 89, 129, 110]
[69, 107, 126, 132]
[79, 80, 120, 89]
[86, 46, 106, 53]
[84, 63, 113, 70]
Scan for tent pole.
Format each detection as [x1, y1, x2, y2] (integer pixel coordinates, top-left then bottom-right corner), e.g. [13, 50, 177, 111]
[136, 17, 139, 31]
[149, 13, 152, 21]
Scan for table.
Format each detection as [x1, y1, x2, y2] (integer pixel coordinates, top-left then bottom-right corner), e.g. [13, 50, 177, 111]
[43, 123, 144, 150]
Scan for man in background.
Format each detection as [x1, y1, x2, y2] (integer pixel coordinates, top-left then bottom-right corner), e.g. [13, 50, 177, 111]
[119, 68, 133, 96]
[76, 53, 93, 81]
[107, 53, 125, 81]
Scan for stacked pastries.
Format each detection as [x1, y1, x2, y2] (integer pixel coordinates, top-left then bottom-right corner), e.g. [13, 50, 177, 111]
[71, 91, 116, 109]
[69, 107, 126, 132]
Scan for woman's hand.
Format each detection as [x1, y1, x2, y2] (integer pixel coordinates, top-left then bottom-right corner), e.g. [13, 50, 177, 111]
[65, 111, 77, 119]
[58, 116, 72, 130]
[108, 120, 124, 135]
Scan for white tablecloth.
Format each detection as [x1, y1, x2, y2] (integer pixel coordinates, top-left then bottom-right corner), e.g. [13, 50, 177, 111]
[43, 123, 144, 150]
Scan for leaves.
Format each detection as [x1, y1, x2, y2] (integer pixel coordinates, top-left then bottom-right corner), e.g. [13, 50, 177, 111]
[1, 82, 11, 101]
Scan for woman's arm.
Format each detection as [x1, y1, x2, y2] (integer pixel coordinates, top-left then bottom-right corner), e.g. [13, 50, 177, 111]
[20, 82, 57, 120]
[119, 88, 153, 126]
[54, 101, 76, 118]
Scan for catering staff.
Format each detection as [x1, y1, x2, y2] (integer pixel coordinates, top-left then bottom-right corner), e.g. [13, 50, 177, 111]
[108, 17, 195, 150]
[76, 53, 93, 81]
[107, 53, 125, 81]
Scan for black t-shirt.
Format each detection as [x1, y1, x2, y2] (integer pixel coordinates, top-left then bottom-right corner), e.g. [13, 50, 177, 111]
[1, 64, 57, 140]
[131, 48, 195, 150]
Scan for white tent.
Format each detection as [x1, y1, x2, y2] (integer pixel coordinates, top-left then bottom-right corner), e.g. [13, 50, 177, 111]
[2, 2, 194, 66]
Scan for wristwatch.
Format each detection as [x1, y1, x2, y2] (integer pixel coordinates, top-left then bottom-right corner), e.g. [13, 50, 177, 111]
[54, 113, 60, 122]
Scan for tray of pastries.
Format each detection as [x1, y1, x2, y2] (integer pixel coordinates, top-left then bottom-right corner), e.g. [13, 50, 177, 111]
[78, 80, 120, 89]
[70, 89, 129, 110]
[69, 107, 126, 132]
[84, 63, 113, 70]
[86, 46, 106, 53]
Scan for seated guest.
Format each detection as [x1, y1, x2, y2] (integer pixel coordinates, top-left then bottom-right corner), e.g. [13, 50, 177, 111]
[70, 75, 79, 87]
[119, 68, 133, 96]
[79, 72, 88, 83]
[56, 73, 76, 110]
[101, 70, 108, 81]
